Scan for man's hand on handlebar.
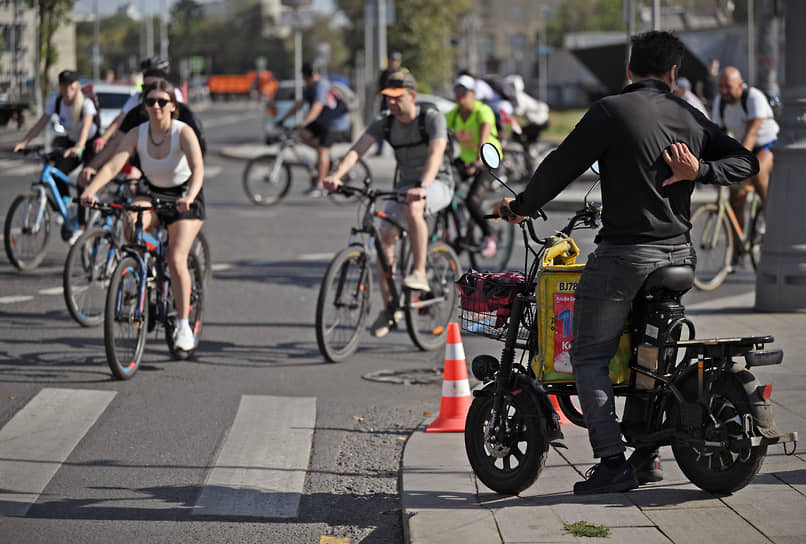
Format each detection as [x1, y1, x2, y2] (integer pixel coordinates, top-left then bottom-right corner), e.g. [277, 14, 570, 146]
[493, 197, 525, 224]
[323, 176, 343, 192]
[79, 189, 98, 208]
[406, 186, 426, 203]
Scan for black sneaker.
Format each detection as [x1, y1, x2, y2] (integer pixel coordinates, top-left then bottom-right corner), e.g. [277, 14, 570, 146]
[573, 456, 638, 495]
[629, 448, 664, 484]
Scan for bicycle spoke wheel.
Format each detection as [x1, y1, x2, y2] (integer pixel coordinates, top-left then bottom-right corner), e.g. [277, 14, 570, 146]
[4, 192, 51, 271]
[192, 230, 212, 282]
[242, 154, 292, 205]
[468, 219, 515, 273]
[405, 242, 460, 351]
[749, 206, 765, 270]
[316, 246, 372, 362]
[690, 203, 733, 290]
[328, 157, 372, 205]
[104, 256, 148, 380]
[63, 227, 120, 327]
[165, 252, 205, 360]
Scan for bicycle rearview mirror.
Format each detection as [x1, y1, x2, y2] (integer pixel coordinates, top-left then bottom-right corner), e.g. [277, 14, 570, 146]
[480, 142, 500, 170]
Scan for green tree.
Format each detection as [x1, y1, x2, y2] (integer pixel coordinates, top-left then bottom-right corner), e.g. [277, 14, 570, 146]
[335, 0, 471, 93]
[545, 0, 625, 48]
[25, 0, 75, 103]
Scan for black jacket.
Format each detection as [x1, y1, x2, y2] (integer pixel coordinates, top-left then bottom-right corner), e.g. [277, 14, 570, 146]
[509, 79, 759, 244]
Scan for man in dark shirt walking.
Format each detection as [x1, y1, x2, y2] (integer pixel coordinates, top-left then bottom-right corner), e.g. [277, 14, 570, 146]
[495, 31, 758, 495]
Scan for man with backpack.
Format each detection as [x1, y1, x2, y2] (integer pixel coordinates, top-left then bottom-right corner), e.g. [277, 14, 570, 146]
[712, 66, 779, 237]
[322, 70, 454, 337]
[276, 62, 351, 198]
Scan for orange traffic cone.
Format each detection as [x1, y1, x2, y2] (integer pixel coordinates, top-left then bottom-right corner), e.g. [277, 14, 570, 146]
[550, 394, 572, 425]
[427, 322, 472, 433]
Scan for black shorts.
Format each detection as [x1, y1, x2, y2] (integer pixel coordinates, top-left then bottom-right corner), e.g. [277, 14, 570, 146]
[305, 121, 351, 148]
[139, 180, 206, 225]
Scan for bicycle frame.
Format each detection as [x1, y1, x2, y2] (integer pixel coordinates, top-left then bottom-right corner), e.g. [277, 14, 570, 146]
[347, 192, 411, 313]
[705, 186, 761, 254]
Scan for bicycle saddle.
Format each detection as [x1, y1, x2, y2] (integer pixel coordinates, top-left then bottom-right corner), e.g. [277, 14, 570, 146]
[639, 265, 694, 297]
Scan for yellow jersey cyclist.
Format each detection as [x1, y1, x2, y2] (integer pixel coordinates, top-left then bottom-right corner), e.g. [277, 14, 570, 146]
[446, 75, 503, 258]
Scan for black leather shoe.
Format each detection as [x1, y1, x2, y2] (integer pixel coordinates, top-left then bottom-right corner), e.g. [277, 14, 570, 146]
[629, 448, 664, 484]
[573, 458, 639, 495]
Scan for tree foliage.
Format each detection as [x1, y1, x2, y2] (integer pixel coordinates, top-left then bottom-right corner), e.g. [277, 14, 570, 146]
[335, 0, 471, 93]
[24, 0, 74, 102]
[545, 0, 625, 48]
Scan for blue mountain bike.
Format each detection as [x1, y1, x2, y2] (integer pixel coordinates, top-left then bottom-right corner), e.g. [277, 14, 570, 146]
[4, 146, 100, 271]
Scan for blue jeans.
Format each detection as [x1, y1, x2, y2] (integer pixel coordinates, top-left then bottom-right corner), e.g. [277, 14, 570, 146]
[570, 242, 696, 458]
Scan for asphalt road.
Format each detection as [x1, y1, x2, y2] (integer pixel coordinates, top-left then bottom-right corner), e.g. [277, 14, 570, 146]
[0, 101, 761, 543]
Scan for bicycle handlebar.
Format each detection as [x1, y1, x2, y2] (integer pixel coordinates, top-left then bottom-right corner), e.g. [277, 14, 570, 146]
[79, 198, 177, 214]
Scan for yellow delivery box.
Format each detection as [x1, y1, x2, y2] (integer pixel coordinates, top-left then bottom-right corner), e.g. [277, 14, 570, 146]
[529, 238, 632, 384]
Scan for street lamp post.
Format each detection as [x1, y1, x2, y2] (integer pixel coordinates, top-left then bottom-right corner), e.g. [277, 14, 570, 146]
[755, 0, 806, 311]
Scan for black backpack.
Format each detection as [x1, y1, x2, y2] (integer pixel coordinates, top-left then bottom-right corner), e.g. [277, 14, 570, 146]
[718, 87, 781, 130]
[382, 102, 437, 148]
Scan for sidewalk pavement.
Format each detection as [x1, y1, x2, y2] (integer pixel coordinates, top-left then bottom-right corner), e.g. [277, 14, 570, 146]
[402, 291, 806, 544]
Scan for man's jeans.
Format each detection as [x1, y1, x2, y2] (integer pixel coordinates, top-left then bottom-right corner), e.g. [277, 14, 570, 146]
[570, 242, 696, 459]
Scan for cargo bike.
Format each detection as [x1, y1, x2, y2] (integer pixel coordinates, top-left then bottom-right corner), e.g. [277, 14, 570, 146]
[459, 144, 797, 495]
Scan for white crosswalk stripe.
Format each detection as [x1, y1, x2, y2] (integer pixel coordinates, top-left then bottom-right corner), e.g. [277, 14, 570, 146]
[0, 157, 41, 177]
[0, 388, 117, 516]
[193, 395, 316, 518]
[0, 390, 317, 519]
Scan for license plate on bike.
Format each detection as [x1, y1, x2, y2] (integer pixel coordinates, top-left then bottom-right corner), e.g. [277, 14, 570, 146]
[532, 265, 632, 385]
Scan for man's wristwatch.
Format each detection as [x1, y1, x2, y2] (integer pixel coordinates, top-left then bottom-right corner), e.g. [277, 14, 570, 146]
[415, 180, 424, 188]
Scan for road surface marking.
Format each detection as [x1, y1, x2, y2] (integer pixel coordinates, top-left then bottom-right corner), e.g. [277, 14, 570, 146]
[0, 295, 34, 304]
[193, 395, 316, 518]
[211, 263, 232, 272]
[38, 287, 63, 296]
[0, 388, 117, 516]
[299, 253, 334, 261]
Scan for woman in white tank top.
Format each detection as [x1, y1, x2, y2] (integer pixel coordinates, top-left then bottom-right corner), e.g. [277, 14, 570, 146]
[81, 79, 205, 352]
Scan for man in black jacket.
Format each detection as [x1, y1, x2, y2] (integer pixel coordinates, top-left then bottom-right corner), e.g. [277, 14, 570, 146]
[495, 31, 758, 495]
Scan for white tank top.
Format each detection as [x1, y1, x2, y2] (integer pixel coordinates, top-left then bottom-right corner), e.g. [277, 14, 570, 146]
[137, 119, 193, 188]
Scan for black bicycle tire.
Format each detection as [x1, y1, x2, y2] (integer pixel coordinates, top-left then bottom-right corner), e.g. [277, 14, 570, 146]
[749, 205, 765, 271]
[405, 242, 460, 351]
[242, 154, 292, 206]
[468, 219, 516, 273]
[315, 245, 372, 362]
[193, 230, 212, 282]
[4, 192, 51, 271]
[165, 251, 205, 360]
[63, 226, 119, 327]
[690, 203, 733, 291]
[104, 255, 148, 380]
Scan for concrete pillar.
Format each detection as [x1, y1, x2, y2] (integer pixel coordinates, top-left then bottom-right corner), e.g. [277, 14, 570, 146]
[755, 0, 806, 311]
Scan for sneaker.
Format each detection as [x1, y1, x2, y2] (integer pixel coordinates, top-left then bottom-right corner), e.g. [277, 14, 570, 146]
[628, 448, 664, 484]
[173, 321, 195, 351]
[369, 308, 404, 338]
[403, 271, 431, 292]
[480, 235, 498, 259]
[573, 455, 639, 495]
[67, 228, 84, 246]
[305, 186, 326, 198]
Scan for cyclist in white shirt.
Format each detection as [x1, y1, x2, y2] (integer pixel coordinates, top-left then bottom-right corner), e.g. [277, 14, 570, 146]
[712, 66, 779, 231]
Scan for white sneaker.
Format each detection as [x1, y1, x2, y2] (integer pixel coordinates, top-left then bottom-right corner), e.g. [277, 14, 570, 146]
[173, 322, 195, 351]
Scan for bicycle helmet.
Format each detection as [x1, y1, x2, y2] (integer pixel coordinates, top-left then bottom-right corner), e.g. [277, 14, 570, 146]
[140, 56, 170, 72]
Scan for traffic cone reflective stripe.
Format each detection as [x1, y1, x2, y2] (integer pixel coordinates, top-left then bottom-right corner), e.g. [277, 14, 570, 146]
[427, 322, 472, 433]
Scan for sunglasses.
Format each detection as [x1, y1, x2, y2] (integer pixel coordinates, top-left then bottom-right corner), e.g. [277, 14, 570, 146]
[144, 97, 171, 108]
[454, 86, 470, 96]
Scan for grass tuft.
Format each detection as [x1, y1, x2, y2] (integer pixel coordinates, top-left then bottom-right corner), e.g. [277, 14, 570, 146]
[562, 520, 610, 538]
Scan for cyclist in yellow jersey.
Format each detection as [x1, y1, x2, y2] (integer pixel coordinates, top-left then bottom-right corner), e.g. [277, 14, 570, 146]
[446, 75, 503, 258]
